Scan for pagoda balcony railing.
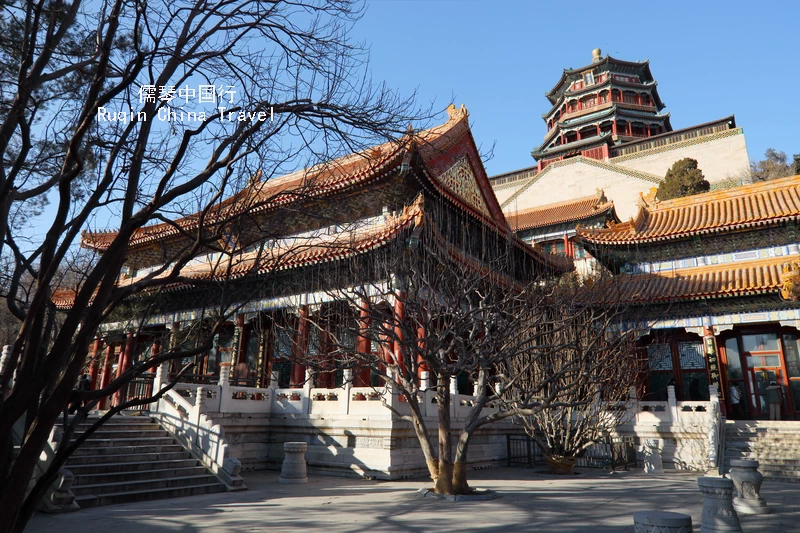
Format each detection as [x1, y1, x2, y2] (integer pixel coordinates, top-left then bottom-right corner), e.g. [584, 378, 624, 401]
[548, 100, 657, 138]
[614, 101, 657, 113]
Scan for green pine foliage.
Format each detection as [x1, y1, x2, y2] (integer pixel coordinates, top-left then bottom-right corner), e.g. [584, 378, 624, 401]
[656, 158, 710, 200]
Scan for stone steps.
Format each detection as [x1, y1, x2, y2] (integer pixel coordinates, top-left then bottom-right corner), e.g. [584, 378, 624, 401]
[76, 423, 162, 432]
[71, 444, 186, 456]
[722, 421, 800, 483]
[73, 466, 210, 485]
[68, 458, 199, 475]
[86, 429, 169, 439]
[71, 473, 219, 496]
[67, 449, 190, 465]
[74, 483, 224, 509]
[77, 437, 177, 448]
[65, 414, 226, 507]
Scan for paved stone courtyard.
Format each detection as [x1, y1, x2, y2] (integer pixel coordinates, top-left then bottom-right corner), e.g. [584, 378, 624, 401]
[27, 467, 800, 532]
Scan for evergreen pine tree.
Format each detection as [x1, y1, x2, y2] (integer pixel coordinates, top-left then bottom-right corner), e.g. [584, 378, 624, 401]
[657, 158, 709, 200]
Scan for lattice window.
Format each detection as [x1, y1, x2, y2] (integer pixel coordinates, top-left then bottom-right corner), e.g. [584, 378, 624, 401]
[273, 327, 293, 360]
[435, 157, 490, 217]
[647, 343, 673, 371]
[308, 326, 321, 356]
[648, 372, 673, 402]
[678, 341, 705, 369]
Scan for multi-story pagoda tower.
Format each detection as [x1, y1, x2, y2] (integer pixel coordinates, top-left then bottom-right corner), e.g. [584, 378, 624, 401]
[532, 48, 672, 170]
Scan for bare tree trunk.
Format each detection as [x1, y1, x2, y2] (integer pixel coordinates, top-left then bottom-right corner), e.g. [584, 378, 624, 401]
[434, 373, 453, 494]
[407, 396, 438, 483]
[452, 430, 472, 494]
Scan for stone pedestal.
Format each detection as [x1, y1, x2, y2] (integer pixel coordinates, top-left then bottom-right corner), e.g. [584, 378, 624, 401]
[729, 459, 770, 515]
[697, 477, 742, 532]
[643, 439, 664, 474]
[633, 511, 693, 533]
[279, 442, 308, 484]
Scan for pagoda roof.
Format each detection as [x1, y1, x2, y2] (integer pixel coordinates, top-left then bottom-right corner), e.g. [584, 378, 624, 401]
[59, 195, 571, 308]
[576, 174, 800, 246]
[546, 55, 654, 105]
[537, 109, 672, 156]
[532, 132, 612, 159]
[506, 190, 617, 232]
[615, 255, 788, 304]
[82, 105, 509, 253]
[543, 78, 664, 119]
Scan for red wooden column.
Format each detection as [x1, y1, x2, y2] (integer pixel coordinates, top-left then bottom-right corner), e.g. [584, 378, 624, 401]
[317, 322, 333, 389]
[98, 343, 115, 409]
[417, 323, 428, 386]
[355, 299, 372, 387]
[235, 314, 246, 365]
[563, 234, 571, 258]
[88, 338, 103, 389]
[290, 306, 309, 388]
[393, 294, 407, 379]
[612, 120, 617, 136]
[113, 333, 136, 406]
[168, 321, 180, 379]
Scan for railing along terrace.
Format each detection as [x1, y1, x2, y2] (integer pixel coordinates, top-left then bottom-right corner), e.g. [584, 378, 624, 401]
[148, 367, 719, 431]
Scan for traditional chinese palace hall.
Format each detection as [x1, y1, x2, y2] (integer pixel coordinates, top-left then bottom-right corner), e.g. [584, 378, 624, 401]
[577, 175, 800, 421]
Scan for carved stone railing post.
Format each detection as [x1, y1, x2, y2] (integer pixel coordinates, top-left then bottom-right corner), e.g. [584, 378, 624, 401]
[667, 385, 679, 424]
[707, 386, 721, 471]
[632, 511, 693, 533]
[420, 370, 430, 391]
[341, 369, 353, 415]
[729, 459, 769, 515]
[697, 477, 742, 533]
[1, 345, 14, 396]
[643, 439, 664, 474]
[269, 370, 279, 389]
[279, 442, 308, 484]
[450, 376, 458, 418]
[218, 363, 231, 413]
[152, 361, 170, 412]
[192, 386, 206, 444]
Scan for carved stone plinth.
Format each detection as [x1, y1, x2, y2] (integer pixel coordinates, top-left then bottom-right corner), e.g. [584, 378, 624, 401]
[729, 459, 769, 515]
[643, 439, 664, 474]
[633, 511, 693, 533]
[697, 477, 742, 532]
[279, 442, 308, 484]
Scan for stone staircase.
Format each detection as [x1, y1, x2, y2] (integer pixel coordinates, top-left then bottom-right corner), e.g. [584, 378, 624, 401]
[66, 414, 226, 507]
[722, 420, 800, 483]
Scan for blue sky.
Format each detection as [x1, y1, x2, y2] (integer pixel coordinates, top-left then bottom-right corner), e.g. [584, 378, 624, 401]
[353, 0, 800, 175]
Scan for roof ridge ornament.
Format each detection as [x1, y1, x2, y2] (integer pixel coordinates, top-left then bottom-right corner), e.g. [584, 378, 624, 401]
[446, 103, 469, 121]
[592, 48, 602, 63]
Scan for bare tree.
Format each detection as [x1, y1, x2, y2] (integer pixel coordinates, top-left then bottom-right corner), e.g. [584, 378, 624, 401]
[285, 196, 586, 495]
[0, 0, 424, 529]
[498, 274, 644, 474]
[749, 148, 798, 182]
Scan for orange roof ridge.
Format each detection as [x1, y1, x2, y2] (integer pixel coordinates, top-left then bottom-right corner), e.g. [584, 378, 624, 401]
[82, 113, 473, 252]
[650, 174, 800, 210]
[616, 254, 793, 303]
[577, 175, 800, 245]
[511, 190, 608, 214]
[507, 189, 615, 232]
